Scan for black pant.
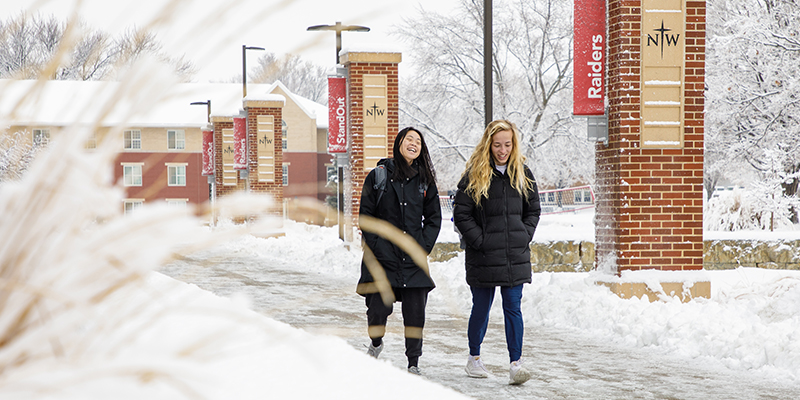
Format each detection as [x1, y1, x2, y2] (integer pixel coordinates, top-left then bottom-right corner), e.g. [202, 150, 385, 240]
[365, 287, 428, 364]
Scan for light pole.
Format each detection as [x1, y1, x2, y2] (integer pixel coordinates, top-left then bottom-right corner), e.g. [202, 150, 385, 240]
[190, 100, 211, 122]
[308, 21, 370, 242]
[242, 45, 265, 97]
[484, 0, 493, 127]
[190, 99, 214, 226]
[307, 21, 370, 64]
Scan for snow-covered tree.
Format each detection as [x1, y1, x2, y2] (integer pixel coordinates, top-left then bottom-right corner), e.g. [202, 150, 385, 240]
[395, 0, 593, 189]
[706, 0, 800, 220]
[0, 13, 194, 81]
[0, 131, 44, 183]
[249, 52, 328, 104]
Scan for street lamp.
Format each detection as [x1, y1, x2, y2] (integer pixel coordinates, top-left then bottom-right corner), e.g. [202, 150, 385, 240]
[190, 99, 214, 226]
[190, 100, 211, 122]
[242, 45, 265, 98]
[307, 21, 370, 64]
[307, 21, 369, 242]
[484, 0, 493, 127]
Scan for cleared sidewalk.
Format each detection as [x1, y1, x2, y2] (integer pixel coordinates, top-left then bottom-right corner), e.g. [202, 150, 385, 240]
[162, 249, 800, 399]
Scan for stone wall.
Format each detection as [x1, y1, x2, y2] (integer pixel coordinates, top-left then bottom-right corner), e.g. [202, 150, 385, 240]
[430, 240, 800, 271]
[430, 241, 596, 272]
[704, 240, 800, 270]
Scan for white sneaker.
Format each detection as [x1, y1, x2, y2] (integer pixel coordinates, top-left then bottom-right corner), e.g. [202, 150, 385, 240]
[465, 355, 489, 378]
[366, 342, 383, 358]
[509, 359, 531, 385]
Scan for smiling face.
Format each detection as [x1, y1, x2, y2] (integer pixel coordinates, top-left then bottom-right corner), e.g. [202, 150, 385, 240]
[491, 129, 513, 166]
[399, 130, 422, 165]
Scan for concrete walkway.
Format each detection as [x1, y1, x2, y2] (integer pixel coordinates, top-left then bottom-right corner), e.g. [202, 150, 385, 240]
[161, 249, 800, 399]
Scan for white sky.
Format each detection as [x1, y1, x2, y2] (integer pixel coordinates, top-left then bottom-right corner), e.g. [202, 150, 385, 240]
[4, 0, 461, 82]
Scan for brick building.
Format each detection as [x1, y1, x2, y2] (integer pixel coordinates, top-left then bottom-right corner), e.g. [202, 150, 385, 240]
[0, 79, 330, 215]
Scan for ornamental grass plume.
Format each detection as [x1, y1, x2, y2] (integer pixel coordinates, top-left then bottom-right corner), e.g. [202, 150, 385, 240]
[0, 4, 283, 396]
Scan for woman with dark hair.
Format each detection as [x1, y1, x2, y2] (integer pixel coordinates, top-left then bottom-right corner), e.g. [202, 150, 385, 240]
[357, 127, 441, 375]
[454, 119, 541, 385]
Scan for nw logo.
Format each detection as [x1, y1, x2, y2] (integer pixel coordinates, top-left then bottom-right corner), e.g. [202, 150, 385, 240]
[646, 20, 681, 59]
[223, 145, 234, 155]
[259, 134, 273, 147]
[366, 102, 385, 122]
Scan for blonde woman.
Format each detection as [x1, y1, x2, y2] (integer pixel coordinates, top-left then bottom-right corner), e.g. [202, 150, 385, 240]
[453, 119, 541, 385]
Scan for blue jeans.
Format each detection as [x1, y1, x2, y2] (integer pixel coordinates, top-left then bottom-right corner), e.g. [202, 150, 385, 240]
[467, 284, 524, 363]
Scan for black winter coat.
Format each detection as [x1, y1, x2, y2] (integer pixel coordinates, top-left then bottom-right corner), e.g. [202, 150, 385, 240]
[453, 166, 541, 288]
[357, 158, 442, 294]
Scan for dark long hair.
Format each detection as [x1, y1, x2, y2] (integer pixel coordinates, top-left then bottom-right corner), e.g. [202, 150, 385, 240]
[392, 127, 436, 187]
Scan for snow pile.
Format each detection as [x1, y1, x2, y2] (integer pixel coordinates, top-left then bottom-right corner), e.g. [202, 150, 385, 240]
[429, 253, 800, 382]
[219, 221, 800, 383]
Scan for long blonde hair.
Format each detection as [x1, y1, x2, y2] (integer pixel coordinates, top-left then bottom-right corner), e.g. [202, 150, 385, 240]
[462, 119, 534, 204]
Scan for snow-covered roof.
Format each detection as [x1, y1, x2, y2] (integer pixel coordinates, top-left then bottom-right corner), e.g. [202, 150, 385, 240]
[265, 80, 328, 130]
[243, 93, 286, 103]
[340, 43, 403, 56]
[0, 79, 326, 129]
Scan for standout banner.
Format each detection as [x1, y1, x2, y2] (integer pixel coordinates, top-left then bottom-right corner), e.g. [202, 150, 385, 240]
[327, 76, 347, 154]
[233, 117, 247, 170]
[573, 0, 606, 116]
[201, 129, 214, 176]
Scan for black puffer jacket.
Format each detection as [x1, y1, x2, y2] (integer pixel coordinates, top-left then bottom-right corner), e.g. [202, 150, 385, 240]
[357, 158, 442, 294]
[453, 166, 541, 288]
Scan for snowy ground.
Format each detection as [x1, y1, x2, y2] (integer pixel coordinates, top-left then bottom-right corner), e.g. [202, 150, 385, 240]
[150, 211, 800, 399]
[5, 197, 800, 398]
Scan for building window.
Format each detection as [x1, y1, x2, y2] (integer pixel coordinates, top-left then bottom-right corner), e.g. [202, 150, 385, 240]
[168, 164, 186, 186]
[166, 198, 188, 208]
[123, 164, 143, 186]
[86, 133, 97, 150]
[124, 130, 141, 150]
[168, 129, 185, 150]
[282, 164, 289, 186]
[124, 200, 143, 215]
[282, 119, 288, 150]
[33, 129, 50, 146]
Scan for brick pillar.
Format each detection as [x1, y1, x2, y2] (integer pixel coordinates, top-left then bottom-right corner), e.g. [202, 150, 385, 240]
[597, 1, 706, 278]
[211, 116, 245, 197]
[341, 50, 401, 239]
[244, 97, 285, 210]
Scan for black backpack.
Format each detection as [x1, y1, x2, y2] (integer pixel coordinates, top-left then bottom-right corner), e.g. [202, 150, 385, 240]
[372, 164, 428, 207]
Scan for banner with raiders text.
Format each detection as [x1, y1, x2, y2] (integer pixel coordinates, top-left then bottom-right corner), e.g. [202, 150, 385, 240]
[573, 0, 606, 115]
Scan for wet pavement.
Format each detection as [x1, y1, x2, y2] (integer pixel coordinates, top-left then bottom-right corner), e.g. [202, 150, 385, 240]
[161, 248, 800, 399]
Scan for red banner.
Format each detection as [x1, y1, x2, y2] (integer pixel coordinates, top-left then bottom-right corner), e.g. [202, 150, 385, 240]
[201, 129, 214, 176]
[327, 77, 347, 153]
[573, 0, 606, 116]
[233, 117, 247, 170]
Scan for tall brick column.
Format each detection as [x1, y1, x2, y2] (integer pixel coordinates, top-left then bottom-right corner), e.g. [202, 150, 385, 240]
[211, 96, 284, 215]
[211, 115, 243, 197]
[340, 50, 401, 240]
[596, 0, 707, 299]
[244, 96, 285, 209]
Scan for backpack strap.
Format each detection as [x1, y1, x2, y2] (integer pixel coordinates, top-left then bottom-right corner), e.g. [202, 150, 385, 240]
[372, 165, 387, 206]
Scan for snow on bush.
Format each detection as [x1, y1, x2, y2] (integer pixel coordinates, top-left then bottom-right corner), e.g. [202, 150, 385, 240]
[704, 187, 799, 232]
